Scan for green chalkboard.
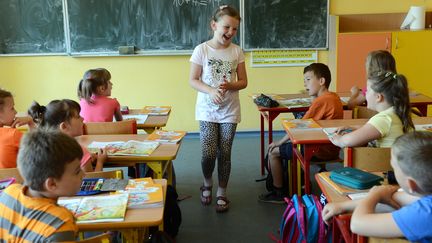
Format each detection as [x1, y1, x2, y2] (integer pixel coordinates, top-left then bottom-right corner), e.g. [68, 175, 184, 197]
[243, 0, 328, 50]
[0, 0, 65, 54]
[67, 0, 240, 54]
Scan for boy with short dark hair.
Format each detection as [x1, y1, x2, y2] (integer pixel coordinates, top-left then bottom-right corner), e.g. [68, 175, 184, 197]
[0, 129, 84, 242]
[322, 131, 432, 242]
[259, 63, 344, 203]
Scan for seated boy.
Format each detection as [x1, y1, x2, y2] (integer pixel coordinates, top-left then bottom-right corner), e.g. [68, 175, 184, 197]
[259, 63, 344, 203]
[0, 129, 84, 242]
[322, 131, 432, 242]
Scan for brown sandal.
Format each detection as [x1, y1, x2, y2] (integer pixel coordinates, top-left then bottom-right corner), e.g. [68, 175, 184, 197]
[200, 185, 212, 206]
[215, 196, 230, 213]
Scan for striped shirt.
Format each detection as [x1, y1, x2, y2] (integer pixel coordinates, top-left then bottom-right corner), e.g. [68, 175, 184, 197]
[0, 184, 77, 242]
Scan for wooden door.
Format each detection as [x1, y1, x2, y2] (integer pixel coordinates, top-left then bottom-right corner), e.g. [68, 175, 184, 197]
[336, 32, 391, 92]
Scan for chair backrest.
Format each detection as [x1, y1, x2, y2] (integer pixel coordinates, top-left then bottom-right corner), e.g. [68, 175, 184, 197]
[353, 106, 377, 119]
[84, 169, 124, 179]
[344, 147, 392, 171]
[76, 232, 111, 243]
[83, 119, 137, 135]
[0, 168, 24, 184]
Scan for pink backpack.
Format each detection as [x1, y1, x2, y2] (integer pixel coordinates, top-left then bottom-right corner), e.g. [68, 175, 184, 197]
[270, 194, 328, 243]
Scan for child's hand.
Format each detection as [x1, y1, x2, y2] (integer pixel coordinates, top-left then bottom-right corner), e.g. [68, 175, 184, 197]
[93, 148, 108, 172]
[96, 148, 108, 163]
[218, 81, 231, 94]
[11, 116, 35, 128]
[367, 185, 401, 209]
[268, 141, 281, 152]
[350, 86, 361, 96]
[329, 133, 344, 147]
[335, 126, 353, 135]
[322, 202, 347, 225]
[209, 88, 224, 104]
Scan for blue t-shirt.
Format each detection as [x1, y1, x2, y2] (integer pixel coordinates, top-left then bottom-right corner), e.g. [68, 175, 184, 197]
[392, 195, 432, 243]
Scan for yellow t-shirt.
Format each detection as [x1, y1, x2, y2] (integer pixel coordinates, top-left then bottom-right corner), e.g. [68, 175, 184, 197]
[367, 106, 403, 147]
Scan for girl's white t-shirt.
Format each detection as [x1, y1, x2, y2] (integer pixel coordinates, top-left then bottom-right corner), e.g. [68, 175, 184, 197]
[190, 42, 245, 123]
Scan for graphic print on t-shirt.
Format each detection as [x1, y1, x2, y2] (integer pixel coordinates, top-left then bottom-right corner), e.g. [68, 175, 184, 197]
[206, 57, 233, 108]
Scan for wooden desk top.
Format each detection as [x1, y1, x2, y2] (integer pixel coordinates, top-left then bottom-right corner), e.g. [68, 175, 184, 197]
[315, 173, 350, 203]
[285, 117, 432, 145]
[77, 179, 166, 231]
[128, 109, 169, 129]
[76, 134, 180, 162]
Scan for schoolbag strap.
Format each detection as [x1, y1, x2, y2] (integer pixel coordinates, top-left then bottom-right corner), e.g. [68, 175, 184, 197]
[312, 195, 327, 243]
[293, 195, 306, 241]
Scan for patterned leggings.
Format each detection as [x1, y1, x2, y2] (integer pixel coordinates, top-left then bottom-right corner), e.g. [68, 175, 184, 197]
[199, 121, 237, 186]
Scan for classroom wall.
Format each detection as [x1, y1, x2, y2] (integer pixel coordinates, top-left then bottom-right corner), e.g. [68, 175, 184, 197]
[1, 0, 431, 132]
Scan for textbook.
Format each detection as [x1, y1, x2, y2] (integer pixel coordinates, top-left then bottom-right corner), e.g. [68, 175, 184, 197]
[122, 114, 148, 124]
[58, 193, 129, 223]
[282, 118, 321, 130]
[322, 127, 353, 137]
[120, 178, 164, 208]
[278, 97, 312, 109]
[146, 130, 187, 144]
[141, 106, 171, 115]
[87, 140, 160, 156]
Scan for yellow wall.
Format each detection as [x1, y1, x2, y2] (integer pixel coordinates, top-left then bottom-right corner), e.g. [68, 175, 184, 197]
[1, 0, 431, 132]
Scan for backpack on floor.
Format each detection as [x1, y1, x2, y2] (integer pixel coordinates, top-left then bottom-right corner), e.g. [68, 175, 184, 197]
[272, 194, 327, 243]
[263, 154, 290, 192]
[164, 185, 182, 238]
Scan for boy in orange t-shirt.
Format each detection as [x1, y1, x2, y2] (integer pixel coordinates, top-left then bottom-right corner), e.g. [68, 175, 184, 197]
[258, 63, 343, 203]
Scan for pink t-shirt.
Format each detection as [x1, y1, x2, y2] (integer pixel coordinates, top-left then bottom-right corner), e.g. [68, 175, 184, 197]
[79, 95, 120, 122]
[80, 145, 92, 169]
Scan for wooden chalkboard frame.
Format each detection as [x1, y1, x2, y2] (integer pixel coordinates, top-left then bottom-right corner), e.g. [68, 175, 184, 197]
[0, 0, 329, 56]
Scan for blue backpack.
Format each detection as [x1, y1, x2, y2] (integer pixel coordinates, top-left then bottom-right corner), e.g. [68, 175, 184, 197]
[271, 194, 327, 243]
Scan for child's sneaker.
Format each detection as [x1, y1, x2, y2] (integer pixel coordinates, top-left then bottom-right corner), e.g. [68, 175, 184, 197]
[258, 191, 285, 204]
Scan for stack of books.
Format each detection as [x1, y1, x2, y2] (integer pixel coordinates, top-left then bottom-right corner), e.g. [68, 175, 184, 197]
[58, 177, 164, 223]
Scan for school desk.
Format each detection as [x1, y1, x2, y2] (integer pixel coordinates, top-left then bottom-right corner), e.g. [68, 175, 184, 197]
[254, 92, 432, 176]
[316, 173, 409, 243]
[76, 134, 180, 185]
[286, 117, 432, 195]
[76, 179, 166, 242]
[128, 109, 170, 133]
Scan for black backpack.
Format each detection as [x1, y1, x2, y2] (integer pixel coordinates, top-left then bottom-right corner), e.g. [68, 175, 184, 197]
[263, 154, 290, 192]
[164, 185, 182, 238]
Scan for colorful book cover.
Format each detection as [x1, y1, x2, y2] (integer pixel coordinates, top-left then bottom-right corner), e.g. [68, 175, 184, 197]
[141, 106, 171, 115]
[87, 140, 160, 156]
[146, 130, 187, 144]
[125, 178, 154, 190]
[74, 193, 129, 223]
[282, 118, 321, 130]
[57, 198, 82, 214]
[278, 97, 312, 108]
[125, 183, 163, 208]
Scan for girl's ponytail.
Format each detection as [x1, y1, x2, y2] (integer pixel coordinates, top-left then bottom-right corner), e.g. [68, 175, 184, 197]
[28, 101, 47, 126]
[78, 68, 111, 103]
[369, 72, 414, 133]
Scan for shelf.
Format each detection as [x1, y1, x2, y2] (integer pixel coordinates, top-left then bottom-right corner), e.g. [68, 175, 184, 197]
[339, 12, 432, 33]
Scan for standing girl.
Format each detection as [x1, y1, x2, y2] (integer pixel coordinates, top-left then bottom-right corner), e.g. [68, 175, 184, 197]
[78, 68, 123, 122]
[330, 72, 414, 148]
[347, 50, 397, 109]
[28, 99, 106, 172]
[189, 5, 247, 213]
[0, 89, 35, 168]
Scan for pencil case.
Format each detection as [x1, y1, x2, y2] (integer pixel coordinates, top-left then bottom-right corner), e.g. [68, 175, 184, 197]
[329, 167, 383, 190]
